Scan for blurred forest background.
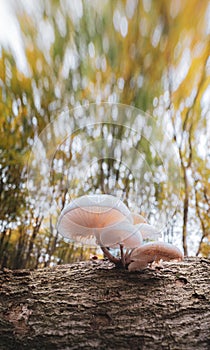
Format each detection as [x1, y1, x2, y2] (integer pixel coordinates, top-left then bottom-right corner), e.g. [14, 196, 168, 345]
[0, 0, 209, 270]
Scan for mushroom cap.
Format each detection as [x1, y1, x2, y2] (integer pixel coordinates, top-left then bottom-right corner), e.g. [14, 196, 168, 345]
[128, 242, 184, 271]
[57, 194, 133, 246]
[100, 221, 143, 248]
[130, 242, 184, 262]
[138, 223, 161, 239]
[132, 213, 147, 224]
[131, 214, 161, 239]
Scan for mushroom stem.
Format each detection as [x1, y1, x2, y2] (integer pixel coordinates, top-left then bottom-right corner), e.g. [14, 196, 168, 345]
[100, 246, 120, 265]
[124, 248, 131, 265]
[120, 244, 125, 267]
[124, 248, 134, 265]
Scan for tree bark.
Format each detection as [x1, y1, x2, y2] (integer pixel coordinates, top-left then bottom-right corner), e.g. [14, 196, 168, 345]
[0, 257, 209, 350]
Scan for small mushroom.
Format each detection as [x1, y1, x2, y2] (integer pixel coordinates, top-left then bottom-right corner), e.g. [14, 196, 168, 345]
[132, 213, 147, 224]
[132, 213, 161, 239]
[138, 223, 161, 239]
[57, 194, 133, 246]
[100, 221, 142, 248]
[128, 242, 184, 271]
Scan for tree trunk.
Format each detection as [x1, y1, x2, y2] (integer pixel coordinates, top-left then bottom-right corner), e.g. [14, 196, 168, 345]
[0, 258, 209, 350]
[182, 166, 189, 256]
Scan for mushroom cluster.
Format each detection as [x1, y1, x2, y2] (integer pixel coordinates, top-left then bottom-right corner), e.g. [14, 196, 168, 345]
[57, 194, 183, 271]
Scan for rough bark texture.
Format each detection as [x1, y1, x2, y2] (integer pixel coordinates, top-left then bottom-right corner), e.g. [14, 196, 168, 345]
[0, 257, 209, 350]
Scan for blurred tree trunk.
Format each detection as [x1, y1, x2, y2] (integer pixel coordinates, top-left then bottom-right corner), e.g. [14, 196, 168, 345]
[12, 227, 27, 269]
[182, 166, 189, 256]
[0, 229, 11, 268]
[25, 215, 43, 268]
[0, 258, 209, 350]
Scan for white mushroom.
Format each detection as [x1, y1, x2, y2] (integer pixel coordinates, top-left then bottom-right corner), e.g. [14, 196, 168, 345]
[138, 223, 162, 239]
[132, 213, 161, 239]
[128, 242, 184, 271]
[100, 221, 143, 248]
[57, 194, 133, 246]
[132, 213, 147, 224]
[57, 195, 183, 271]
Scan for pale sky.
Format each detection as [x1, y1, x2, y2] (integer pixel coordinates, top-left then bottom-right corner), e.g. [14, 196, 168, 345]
[0, 0, 28, 72]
